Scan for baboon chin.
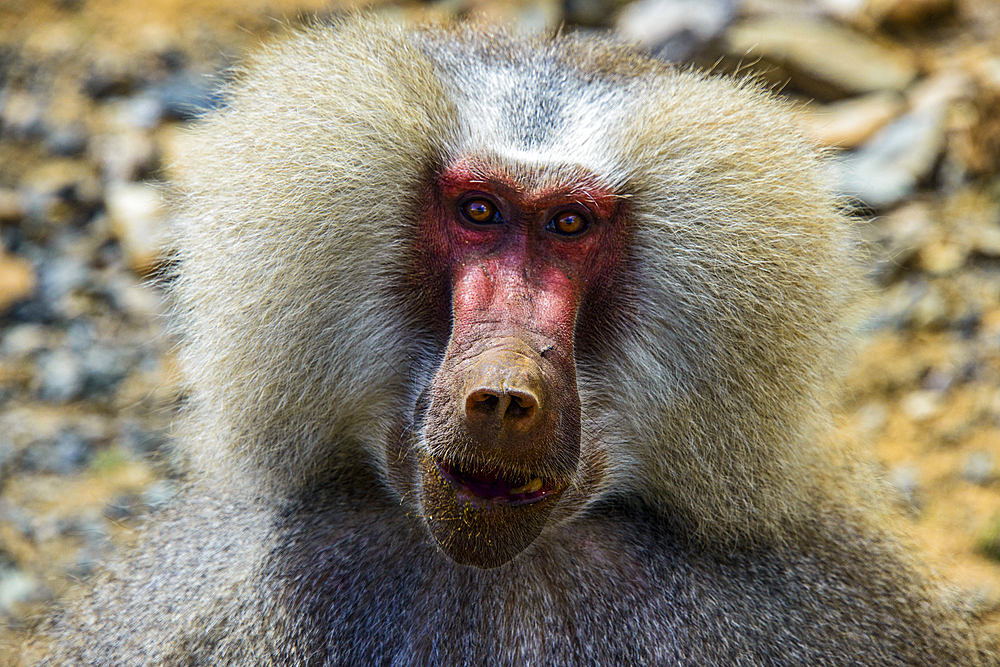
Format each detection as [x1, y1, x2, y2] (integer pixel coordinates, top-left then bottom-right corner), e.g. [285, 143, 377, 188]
[31, 15, 998, 667]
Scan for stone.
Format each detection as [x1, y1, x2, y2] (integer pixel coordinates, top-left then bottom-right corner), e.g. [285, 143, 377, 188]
[817, 0, 868, 23]
[0, 251, 37, 315]
[852, 400, 888, 439]
[799, 91, 904, 148]
[0, 188, 24, 222]
[0, 90, 46, 141]
[834, 78, 958, 209]
[616, 0, 736, 62]
[0, 568, 42, 615]
[147, 70, 224, 122]
[104, 182, 169, 274]
[35, 348, 85, 403]
[0, 324, 48, 357]
[20, 159, 103, 226]
[962, 450, 995, 486]
[103, 273, 166, 319]
[35, 255, 90, 320]
[884, 201, 934, 264]
[975, 224, 1000, 258]
[44, 123, 89, 157]
[918, 238, 967, 275]
[725, 16, 917, 99]
[867, 0, 954, 26]
[80, 345, 134, 394]
[890, 463, 922, 514]
[901, 389, 942, 421]
[93, 130, 158, 183]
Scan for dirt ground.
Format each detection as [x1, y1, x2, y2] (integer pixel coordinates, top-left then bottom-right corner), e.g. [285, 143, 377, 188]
[1, 0, 999, 662]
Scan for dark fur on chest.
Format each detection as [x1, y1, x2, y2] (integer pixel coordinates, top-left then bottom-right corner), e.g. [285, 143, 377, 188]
[269, 487, 970, 667]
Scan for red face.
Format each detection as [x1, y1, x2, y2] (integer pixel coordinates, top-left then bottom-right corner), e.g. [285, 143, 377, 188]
[400, 156, 626, 568]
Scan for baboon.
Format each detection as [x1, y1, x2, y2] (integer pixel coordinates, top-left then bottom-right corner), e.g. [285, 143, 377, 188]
[31, 16, 997, 666]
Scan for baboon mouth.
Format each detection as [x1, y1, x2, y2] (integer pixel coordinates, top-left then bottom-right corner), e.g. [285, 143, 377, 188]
[420, 456, 567, 567]
[436, 460, 558, 505]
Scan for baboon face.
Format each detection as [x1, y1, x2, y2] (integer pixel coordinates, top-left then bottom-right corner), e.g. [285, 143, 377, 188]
[392, 155, 627, 568]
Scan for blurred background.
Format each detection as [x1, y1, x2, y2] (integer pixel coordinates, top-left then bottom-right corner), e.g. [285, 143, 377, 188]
[1, 0, 999, 660]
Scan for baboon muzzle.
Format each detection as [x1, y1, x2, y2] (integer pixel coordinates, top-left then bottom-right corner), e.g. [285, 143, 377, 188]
[419, 334, 581, 568]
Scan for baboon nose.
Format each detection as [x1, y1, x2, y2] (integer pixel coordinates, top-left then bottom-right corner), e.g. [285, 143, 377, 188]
[462, 349, 547, 434]
[465, 387, 540, 430]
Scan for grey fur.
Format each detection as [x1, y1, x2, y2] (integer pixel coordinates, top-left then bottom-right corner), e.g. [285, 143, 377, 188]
[31, 16, 997, 666]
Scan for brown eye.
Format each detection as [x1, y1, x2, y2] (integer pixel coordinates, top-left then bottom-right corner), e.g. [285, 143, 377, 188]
[461, 198, 498, 225]
[548, 210, 588, 236]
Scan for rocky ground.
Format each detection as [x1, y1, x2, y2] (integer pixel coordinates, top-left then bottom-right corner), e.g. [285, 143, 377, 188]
[1, 0, 999, 662]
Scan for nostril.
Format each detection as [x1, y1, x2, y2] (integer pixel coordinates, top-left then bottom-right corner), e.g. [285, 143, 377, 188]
[465, 388, 539, 429]
[467, 390, 501, 417]
[505, 393, 537, 422]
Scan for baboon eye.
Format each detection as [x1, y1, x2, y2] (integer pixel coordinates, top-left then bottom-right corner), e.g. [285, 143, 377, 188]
[461, 198, 500, 225]
[548, 210, 589, 236]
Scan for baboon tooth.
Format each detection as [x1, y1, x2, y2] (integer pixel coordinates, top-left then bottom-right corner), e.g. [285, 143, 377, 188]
[511, 478, 543, 495]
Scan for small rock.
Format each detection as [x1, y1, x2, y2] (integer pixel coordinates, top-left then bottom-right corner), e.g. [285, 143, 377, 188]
[974, 224, 1000, 258]
[800, 91, 904, 148]
[725, 16, 917, 99]
[104, 274, 165, 319]
[869, 278, 931, 329]
[817, 0, 868, 24]
[104, 182, 169, 274]
[901, 389, 942, 421]
[0, 251, 37, 315]
[918, 238, 967, 274]
[22, 20, 85, 59]
[65, 319, 95, 352]
[45, 431, 93, 473]
[962, 451, 995, 486]
[83, 58, 141, 99]
[35, 255, 90, 320]
[616, 0, 736, 62]
[0, 188, 24, 222]
[908, 69, 970, 112]
[958, 78, 1000, 176]
[93, 130, 158, 182]
[835, 100, 947, 209]
[0, 323, 48, 356]
[35, 348, 85, 403]
[0, 568, 42, 615]
[81, 345, 134, 394]
[0, 90, 46, 141]
[20, 159, 103, 226]
[22, 427, 104, 474]
[922, 365, 956, 392]
[940, 186, 1000, 259]
[866, 0, 954, 26]
[119, 95, 166, 130]
[881, 201, 934, 267]
[563, 0, 616, 25]
[44, 122, 89, 157]
[120, 422, 167, 456]
[852, 400, 888, 438]
[890, 463, 922, 514]
[909, 284, 950, 329]
[0, 438, 20, 488]
[148, 71, 223, 121]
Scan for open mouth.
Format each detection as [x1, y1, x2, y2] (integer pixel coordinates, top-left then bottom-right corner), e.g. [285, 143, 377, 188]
[437, 460, 558, 505]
